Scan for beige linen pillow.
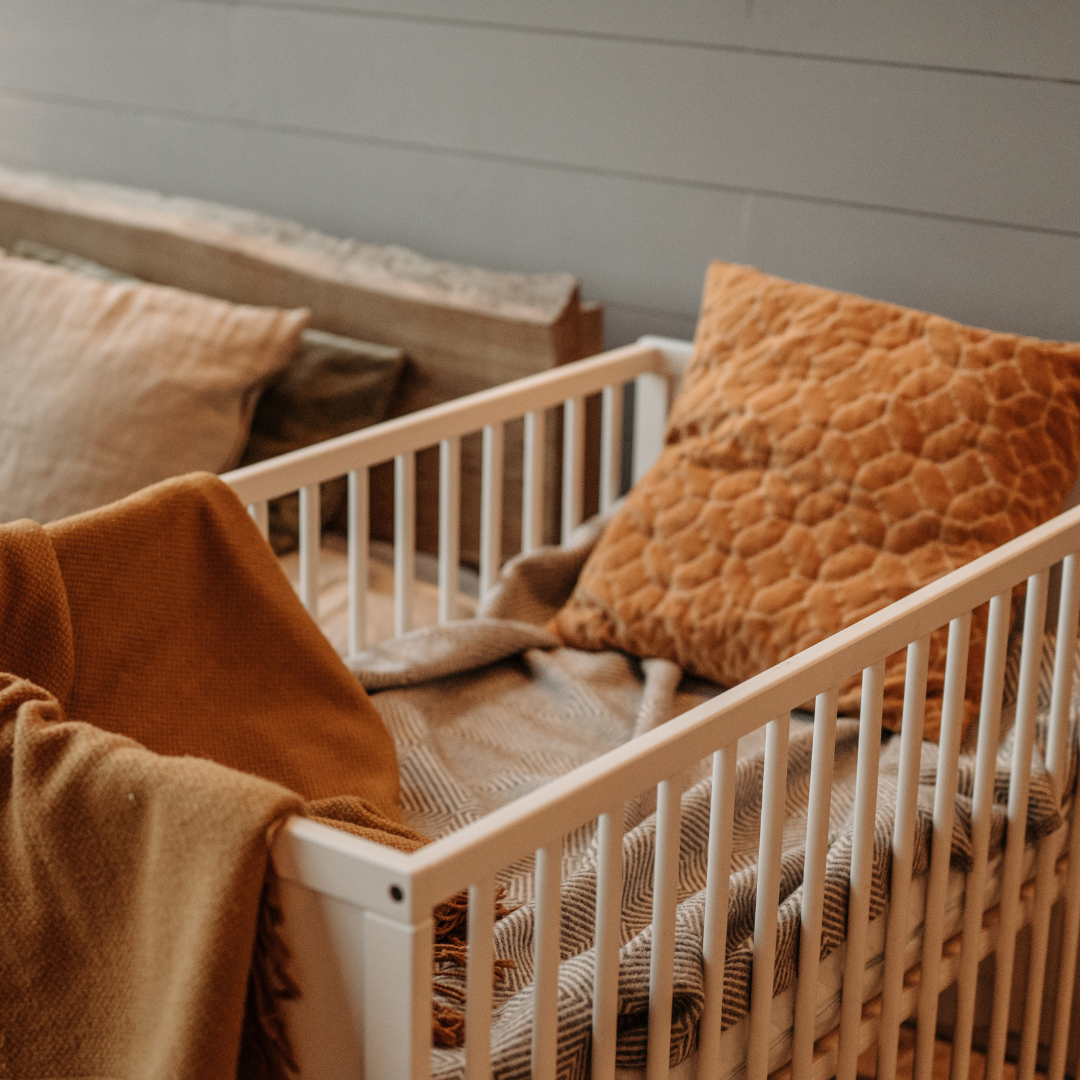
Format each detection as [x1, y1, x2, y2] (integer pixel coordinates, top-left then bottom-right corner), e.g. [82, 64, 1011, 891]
[0, 251, 307, 524]
[10, 240, 407, 551]
[553, 262, 1080, 738]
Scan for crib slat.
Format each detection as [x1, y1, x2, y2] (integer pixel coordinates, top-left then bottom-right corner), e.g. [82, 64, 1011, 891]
[522, 410, 545, 556]
[1045, 557, 1080, 812]
[394, 452, 415, 637]
[438, 437, 461, 624]
[600, 384, 623, 515]
[465, 876, 495, 1080]
[985, 569, 1051, 1080]
[792, 687, 840, 1080]
[247, 500, 269, 540]
[949, 593, 1011, 1080]
[836, 661, 887, 1080]
[1047, 562, 1080, 1080]
[633, 372, 669, 484]
[1050, 754, 1080, 1080]
[1019, 824, 1061, 1079]
[1020, 555, 1080, 1080]
[562, 396, 585, 545]
[912, 613, 972, 1080]
[878, 636, 931, 1080]
[1046, 555, 1080, 810]
[747, 713, 791, 1080]
[647, 777, 684, 1080]
[533, 842, 562, 1080]
[347, 469, 369, 655]
[592, 805, 625, 1080]
[1053, 839, 1080, 1080]
[299, 482, 321, 617]
[480, 423, 504, 600]
[697, 745, 738, 1080]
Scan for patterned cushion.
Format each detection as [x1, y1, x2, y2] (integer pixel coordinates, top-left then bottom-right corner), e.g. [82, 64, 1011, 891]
[552, 262, 1080, 737]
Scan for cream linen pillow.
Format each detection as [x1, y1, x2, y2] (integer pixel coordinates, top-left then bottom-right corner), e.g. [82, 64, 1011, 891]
[0, 252, 308, 524]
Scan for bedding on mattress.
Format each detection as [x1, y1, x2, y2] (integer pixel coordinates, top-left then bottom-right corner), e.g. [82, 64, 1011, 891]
[333, 516, 1080, 1079]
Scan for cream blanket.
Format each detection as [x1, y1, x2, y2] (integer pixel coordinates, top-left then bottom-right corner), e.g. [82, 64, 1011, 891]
[348, 519, 1079, 1079]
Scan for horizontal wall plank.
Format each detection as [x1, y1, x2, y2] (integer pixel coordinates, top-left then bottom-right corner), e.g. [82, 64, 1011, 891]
[0, 0, 237, 118]
[0, 92, 732, 320]
[603, 305, 698, 353]
[743, 193, 1080, 346]
[3, 93, 1078, 351]
[191, 0, 1080, 83]
[2, 1, 1079, 236]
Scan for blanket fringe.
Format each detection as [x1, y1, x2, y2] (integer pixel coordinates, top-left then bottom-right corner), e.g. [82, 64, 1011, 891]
[242, 875, 515, 1064]
[431, 885, 516, 1047]
[240, 872, 302, 1080]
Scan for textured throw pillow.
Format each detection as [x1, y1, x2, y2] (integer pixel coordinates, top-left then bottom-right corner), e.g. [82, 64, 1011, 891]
[0, 251, 308, 525]
[553, 262, 1080, 738]
[239, 328, 406, 553]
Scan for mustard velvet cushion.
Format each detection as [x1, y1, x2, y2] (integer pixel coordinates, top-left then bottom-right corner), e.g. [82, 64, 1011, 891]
[552, 262, 1080, 738]
[0, 251, 308, 525]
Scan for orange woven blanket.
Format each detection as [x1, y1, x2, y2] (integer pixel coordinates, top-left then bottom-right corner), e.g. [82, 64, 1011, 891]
[0, 473, 423, 1079]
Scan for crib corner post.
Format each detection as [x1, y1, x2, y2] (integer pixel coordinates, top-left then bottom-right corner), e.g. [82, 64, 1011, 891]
[362, 910, 435, 1080]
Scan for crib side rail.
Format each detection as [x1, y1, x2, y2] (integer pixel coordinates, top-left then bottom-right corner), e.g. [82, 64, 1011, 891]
[223, 339, 678, 645]
[241, 334, 1080, 1080]
[225, 341, 672, 507]
[274, 497, 1080, 1080]
[284, 500, 1080, 916]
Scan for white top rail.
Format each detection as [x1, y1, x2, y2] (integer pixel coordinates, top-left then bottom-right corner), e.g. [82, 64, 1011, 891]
[274, 497, 1080, 920]
[636, 335, 694, 384]
[224, 342, 669, 505]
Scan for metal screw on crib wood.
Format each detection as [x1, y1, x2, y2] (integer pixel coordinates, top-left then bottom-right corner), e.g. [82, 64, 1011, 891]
[389, 884, 404, 902]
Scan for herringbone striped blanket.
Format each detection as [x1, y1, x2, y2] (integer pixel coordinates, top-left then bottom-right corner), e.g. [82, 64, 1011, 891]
[349, 522, 1078, 1079]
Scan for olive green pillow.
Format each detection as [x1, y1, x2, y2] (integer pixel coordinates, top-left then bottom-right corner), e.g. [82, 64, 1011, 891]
[238, 329, 405, 552]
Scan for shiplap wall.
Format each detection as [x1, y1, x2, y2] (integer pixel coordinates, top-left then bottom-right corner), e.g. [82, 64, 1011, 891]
[0, 1, 1078, 346]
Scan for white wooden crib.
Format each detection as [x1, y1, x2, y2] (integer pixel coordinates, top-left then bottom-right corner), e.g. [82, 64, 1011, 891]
[223, 338, 1080, 1080]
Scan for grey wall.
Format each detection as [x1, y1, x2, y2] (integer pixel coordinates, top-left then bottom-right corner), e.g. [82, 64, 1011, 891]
[0, 0, 1078, 347]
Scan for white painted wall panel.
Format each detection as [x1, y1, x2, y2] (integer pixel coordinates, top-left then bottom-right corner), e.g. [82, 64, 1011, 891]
[2, 93, 1077, 349]
[0, 0, 1075, 351]
[744, 193, 1080, 343]
[0, 93, 742, 315]
[192, 0, 1080, 81]
[0, 1, 238, 117]
[3, 1, 1078, 234]
[748, 0, 1080, 80]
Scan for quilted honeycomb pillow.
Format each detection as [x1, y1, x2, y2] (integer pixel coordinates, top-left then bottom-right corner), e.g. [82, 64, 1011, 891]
[552, 262, 1080, 738]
